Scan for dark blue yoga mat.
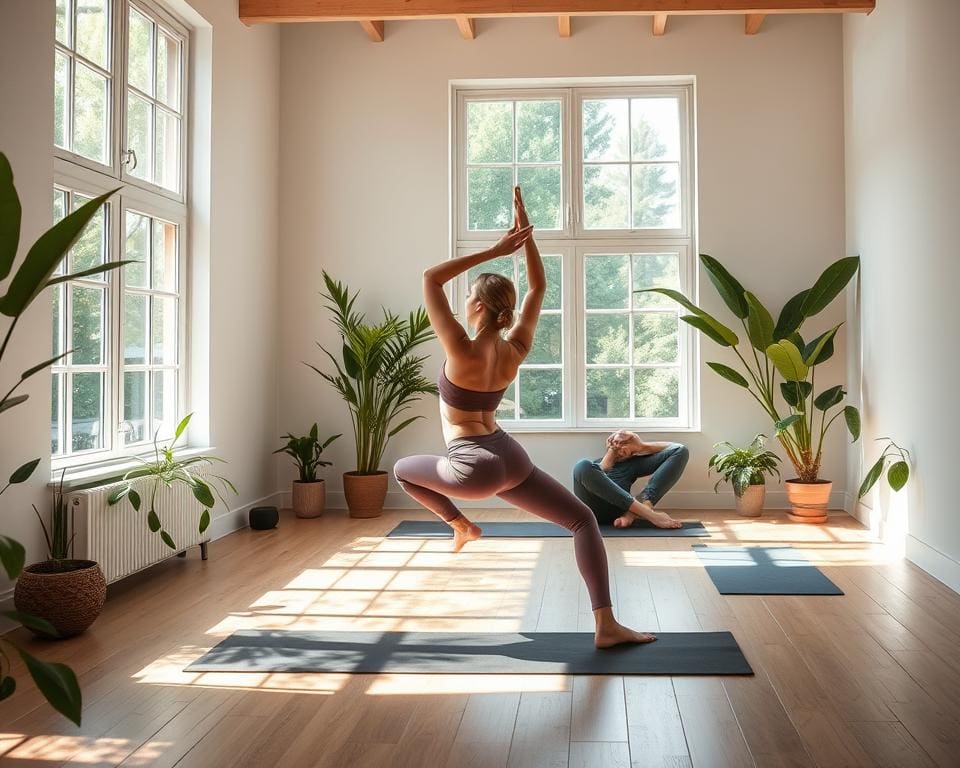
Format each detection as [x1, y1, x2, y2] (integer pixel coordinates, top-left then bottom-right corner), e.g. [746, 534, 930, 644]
[387, 519, 709, 539]
[693, 545, 843, 595]
[186, 630, 752, 676]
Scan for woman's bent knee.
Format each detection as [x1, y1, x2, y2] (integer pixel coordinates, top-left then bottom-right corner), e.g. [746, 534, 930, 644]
[573, 458, 599, 481]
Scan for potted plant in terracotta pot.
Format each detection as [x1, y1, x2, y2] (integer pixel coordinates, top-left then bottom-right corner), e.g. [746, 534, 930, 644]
[311, 272, 437, 518]
[274, 424, 340, 518]
[638, 254, 861, 524]
[14, 472, 106, 639]
[709, 434, 781, 518]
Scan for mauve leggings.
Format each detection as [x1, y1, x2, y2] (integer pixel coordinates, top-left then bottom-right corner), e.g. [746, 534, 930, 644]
[393, 429, 612, 610]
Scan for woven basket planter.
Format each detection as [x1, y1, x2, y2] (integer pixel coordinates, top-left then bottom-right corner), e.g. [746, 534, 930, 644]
[14, 559, 106, 639]
[343, 471, 388, 518]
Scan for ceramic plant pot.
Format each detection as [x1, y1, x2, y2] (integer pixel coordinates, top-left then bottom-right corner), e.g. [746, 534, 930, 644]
[343, 471, 388, 518]
[785, 479, 832, 524]
[292, 480, 326, 519]
[14, 559, 106, 638]
[735, 484, 766, 518]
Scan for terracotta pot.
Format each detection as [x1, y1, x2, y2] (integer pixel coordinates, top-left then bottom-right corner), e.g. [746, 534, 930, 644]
[735, 484, 766, 518]
[14, 559, 106, 639]
[343, 471, 388, 518]
[292, 480, 326, 519]
[785, 479, 832, 524]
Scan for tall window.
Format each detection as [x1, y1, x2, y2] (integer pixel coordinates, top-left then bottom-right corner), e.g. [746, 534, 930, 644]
[52, 0, 188, 465]
[453, 83, 697, 430]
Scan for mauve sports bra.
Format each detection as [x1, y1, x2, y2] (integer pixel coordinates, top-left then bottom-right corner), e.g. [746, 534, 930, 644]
[438, 362, 507, 412]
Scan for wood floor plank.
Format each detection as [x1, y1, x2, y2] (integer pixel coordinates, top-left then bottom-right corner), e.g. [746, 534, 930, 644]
[507, 691, 572, 768]
[570, 676, 628, 743]
[673, 678, 754, 768]
[444, 692, 520, 768]
[569, 741, 630, 768]
[623, 678, 690, 768]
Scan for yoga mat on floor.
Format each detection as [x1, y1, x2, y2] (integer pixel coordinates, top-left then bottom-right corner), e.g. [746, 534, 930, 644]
[693, 545, 844, 595]
[386, 519, 709, 539]
[186, 630, 753, 676]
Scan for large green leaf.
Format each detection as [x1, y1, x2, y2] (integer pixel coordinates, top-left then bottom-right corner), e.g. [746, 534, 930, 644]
[776, 414, 802, 432]
[192, 480, 215, 508]
[745, 291, 774, 351]
[160, 530, 176, 550]
[682, 315, 733, 347]
[342, 343, 362, 379]
[765, 340, 808, 381]
[147, 509, 161, 532]
[0, 675, 15, 701]
[804, 326, 840, 366]
[9, 457, 41, 485]
[0, 152, 22, 281]
[887, 461, 909, 492]
[800, 256, 860, 318]
[174, 412, 192, 441]
[707, 362, 749, 388]
[643, 288, 739, 346]
[780, 381, 812, 408]
[199, 509, 210, 534]
[858, 456, 884, 498]
[0, 535, 26, 579]
[700, 254, 748, 318]
[3, 610, 58, 638]
[0, 188, 118, 318]
[773, 290, 809, 341]
[814, 385, 845, 411]
[844, 406, 861, 441]
[20, 352, 69, 382]
[19, 647, 82, 726]
[0, 393, 28, 415]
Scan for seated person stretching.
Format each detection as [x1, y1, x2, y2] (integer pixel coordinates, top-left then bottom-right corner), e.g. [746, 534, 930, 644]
[573, 431, 688, 529]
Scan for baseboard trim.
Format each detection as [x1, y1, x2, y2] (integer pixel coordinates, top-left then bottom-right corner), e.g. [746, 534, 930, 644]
[905, 535, 960, 594]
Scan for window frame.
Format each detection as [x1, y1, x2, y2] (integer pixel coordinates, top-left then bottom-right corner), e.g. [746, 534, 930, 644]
[452, 80, 699, 433]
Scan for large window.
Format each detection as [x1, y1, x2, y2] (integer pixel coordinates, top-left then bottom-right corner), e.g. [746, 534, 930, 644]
[52, 0, 188, 466]
[453, 83, 697, 430]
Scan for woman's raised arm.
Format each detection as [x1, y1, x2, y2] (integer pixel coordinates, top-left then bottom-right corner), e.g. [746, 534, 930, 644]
[505, 187, 545, 354]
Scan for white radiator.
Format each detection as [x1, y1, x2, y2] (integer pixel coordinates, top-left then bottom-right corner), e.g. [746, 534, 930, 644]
[68, 470, 211, 584]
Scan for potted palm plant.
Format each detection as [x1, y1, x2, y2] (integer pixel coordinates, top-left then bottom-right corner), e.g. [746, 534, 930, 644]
[709, 435, 781, 517]
[274, 425, 340, 518]
[14, 472, 106, 638]
[639, 254, 861, 523]
[311, 272, 437, 518]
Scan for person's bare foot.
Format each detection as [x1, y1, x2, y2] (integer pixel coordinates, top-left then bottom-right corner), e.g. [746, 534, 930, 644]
[450, 517, 482, 552]
[595, 621, 657, 649]
[613, 501, 683, 529]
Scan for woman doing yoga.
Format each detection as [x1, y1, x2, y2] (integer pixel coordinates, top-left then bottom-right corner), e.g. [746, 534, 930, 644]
[394, 187, 654, 648]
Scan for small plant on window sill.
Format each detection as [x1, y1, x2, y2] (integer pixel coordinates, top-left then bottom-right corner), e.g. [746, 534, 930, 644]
[107, 413, 236, 549]
[858, 439, 911, 499]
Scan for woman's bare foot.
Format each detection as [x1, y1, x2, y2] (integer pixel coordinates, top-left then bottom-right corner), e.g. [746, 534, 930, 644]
[595, 620, 657, 649]
[613, 501, 683, 529]
[449, 517, 482, 552]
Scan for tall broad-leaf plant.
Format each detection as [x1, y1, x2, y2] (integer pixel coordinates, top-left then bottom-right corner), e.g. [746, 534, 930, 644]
[638, 254, 862, 483]
[0, 151, 133, 725]
[311, 271, 437, 475]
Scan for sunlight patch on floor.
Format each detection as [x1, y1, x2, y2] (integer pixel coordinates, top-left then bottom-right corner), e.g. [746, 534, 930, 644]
[2, 735, 171, 764]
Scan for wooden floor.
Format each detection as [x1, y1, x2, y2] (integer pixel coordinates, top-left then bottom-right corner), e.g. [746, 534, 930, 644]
[1, 506, 959, 767]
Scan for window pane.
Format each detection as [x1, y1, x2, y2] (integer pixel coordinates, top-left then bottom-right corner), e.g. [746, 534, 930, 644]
[123, 370, 147, 444]
[584, 255, 628, 309]
[583, 164, 629, 229]
[51, 373, 62, 455]
[155, 108, 180, 192]
[632, 253, 680, 309]
[53, 189, 67, 274]
[76, 0, 109, 70]
[54, 51, 69, 149]
[126, 92, 151, 181]
[156, 31, 180, 109]
[516, 166, 561, 230]
[519, 368, 562, 420]
[633, 313, 679, 364]
[152, 368, 177, 439]
[124, 293, 147, 364]
[73, 62, 108, 163]
[496, 381, 516, 420]
[152, 219, 177, 291]
[467, 101, 513, 164]
[632, 163, 680, 229]
[56, 0, 70, 45]
[582, 99, 629, 162]
[71, 372, 104, 451]
[71, 284, 104, 364]
[516, 100, 560, 163]
[527, 314, 562, 364]
[152, 296, 177, 365]
[128, 7, 153, 95]
[124, 211, 149, 287]
[519, 254, 561, 311]
[586, 368, 629, 419]
[635, 367, 679, 418]
[631, 98, 680, 161]
[586, 315, 629, 364]
[467, 167, 513, 230]
[52, 286, 63, 356]
[70, 194, 105, 273]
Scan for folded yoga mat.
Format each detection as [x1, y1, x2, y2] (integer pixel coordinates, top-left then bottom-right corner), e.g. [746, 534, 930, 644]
[186, 630, 753, 676]
[386, 519, 709, 539]
[693, 545, 844, 595]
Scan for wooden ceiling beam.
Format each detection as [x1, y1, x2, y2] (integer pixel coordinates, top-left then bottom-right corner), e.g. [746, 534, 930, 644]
[241, 1, 876, 25]
[745, 12, 765, 33]
[359, 19, 384, 41]
[456, 15, 477, 38]
[558, 14, 571, 37]
[652, 13, 668, 35]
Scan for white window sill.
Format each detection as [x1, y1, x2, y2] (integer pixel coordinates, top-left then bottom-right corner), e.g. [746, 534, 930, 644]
[498, 426, 701, 435]
[51, 446, 217, 491]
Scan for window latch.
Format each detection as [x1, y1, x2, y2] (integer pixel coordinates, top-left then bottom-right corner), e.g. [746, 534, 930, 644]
[123, 149, 138, 172]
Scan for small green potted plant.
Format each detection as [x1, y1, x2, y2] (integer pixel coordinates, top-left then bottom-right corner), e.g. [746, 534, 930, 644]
[14, 471, 106, 639]
[274, 425, 340, 518]
[859, 438, 911, 500]
[709, 434, 782, 518]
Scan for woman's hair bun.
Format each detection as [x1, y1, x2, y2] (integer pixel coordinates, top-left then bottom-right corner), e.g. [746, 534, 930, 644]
[496, 308, 514, 329]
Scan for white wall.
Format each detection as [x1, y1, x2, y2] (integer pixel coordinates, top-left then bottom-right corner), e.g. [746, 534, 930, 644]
[278, 14, 849, 509]
[844, 0, 960, 591]
[0, 0, 281, 610]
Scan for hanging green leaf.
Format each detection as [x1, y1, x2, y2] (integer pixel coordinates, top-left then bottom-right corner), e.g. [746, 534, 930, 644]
[888, 461, 909, 492]
[147, 509, 161, 532]
[0, 535, 26, 579]
[766, 340, 808, 381]
[642, 288, 739, 346]
[844, 406, 861, 441]
[745, 291, 775, 351]
[707, 362, 750, 388]
[800, 257, 860, 318]
[107, 486, 130, 505]
[160, 530, 176, 550]
[773, 290, 809, 341]
[858, 456, 885, 498]
[700, 254, 748, 318]
[780, 381, 812, 408]
[192, 480, 215, 508]
[814, 385, 845, 411]
[19, 648, 82, 726]
[129, 489, 141, 512]
[776, 414, 802, 432]
[681, 315, 734, 347]
[199, 509, 210, 534]
[0, 394, 29, 415]
[0, 152, 22, 282]
[804, 326, 840, 366]
[9, 457, 40, 485]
